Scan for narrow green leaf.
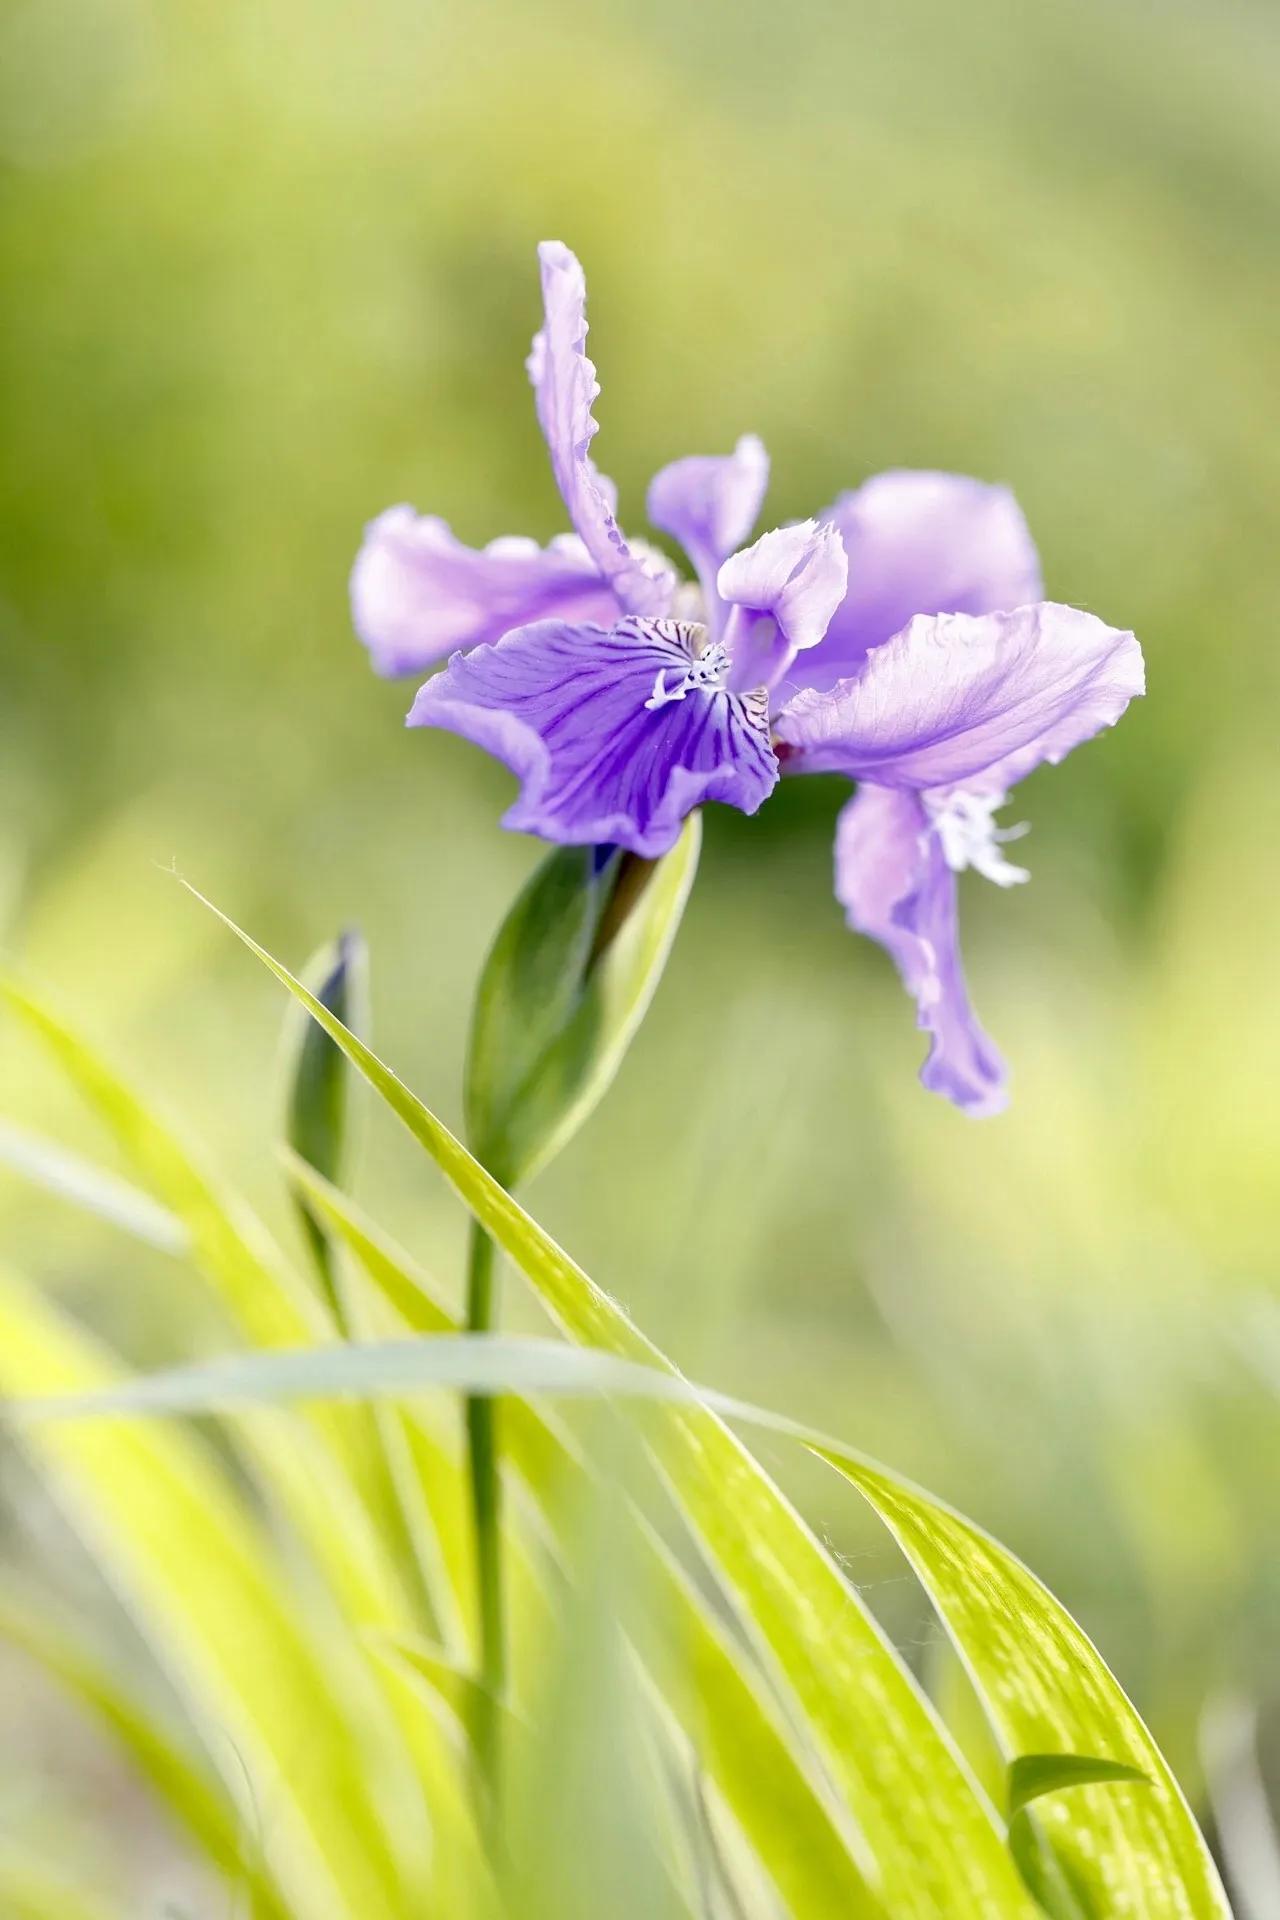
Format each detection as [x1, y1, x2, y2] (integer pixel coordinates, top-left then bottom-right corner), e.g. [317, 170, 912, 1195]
[189, 889, 1041, 1920]
[281, 932, 452, 1634]
[0, 1117, 186, 1254]
[0, 1266, 415, 1920]
[0, 977, 438, 1653]
[285, 1159, 886, 1919]
[372, 1629, 508, 1734]
[26, 1320, 1214, 1920]
[286, 928, 367, 1192]
[466, 816, 699, 1185]
[1008, 1753, 1149, 1817]
[814, 1452, 1232, 1918]
[0, 1591, 289, 1920]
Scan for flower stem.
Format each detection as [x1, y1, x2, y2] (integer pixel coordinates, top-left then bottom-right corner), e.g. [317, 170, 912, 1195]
[465, 1217, 504, 1791]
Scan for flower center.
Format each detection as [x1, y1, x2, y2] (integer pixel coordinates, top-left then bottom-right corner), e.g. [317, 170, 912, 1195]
[925, 790, 1031, 888]
[644, 640, 730, 711]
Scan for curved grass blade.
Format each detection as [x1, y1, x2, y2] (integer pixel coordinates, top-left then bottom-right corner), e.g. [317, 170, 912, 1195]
[0, 1117, 187, 1254]
[814, 1452, 1232, 1919]
[175, 886, 1044, 1920]
[0, 1266, 416, 1920]
[287, 1158, 886, 1919]
[24, 1318, 1225, 1917]
[1008, 1754, 1148, 1818]
[201, 892, 1226, 1916]
[0, 978, 440, 1655]
[0, 1590, 290, 1920]
[285, 929, 368, 1320]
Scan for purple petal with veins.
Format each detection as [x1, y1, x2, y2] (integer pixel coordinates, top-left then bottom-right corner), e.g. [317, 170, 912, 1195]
[408, 616, 777, 858]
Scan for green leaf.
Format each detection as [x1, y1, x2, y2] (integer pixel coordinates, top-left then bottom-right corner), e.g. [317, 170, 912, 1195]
[0, 1590, 290, 1920]
[285, 1160, 886, 1919]
[466, 817, 699, 1185]
[0, 1117, 186, 1254]
[0, 977, 436, 1646]
[25, 1319, 1215, 1919]
[1007, 1753, 1149, 1819]
[190, 888, 1042, 1920]
[286, 928, 367, 1192]
[813, 1451, 1232, 1918]
[0, 1266, 417, 1920]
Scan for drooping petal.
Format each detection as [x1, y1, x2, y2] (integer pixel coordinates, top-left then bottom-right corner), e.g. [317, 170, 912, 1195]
[835, 786, 1006, 1115]
[408, 616, 778, 858]
[716, 519, 849, 691]
[527, 241, 675, 618]
[351, 506, 622, 676]
[646, 434, 769, 597]
[798, 470, 1044, 693]
[775, 603, 1143, 791]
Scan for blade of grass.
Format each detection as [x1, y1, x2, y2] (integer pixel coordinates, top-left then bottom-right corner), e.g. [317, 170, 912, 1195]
[286, 1158, 884, 1919]
[814, 1451, 1232, 1919]
[0, 1589, 290, 1920]
[0, 1266, 417, 1920]
[0, 978, 448, 1678]
[25, 1321, 1224, 1916]
[190, 887, 1044, 1918]
[0, 1117, 187, 1254]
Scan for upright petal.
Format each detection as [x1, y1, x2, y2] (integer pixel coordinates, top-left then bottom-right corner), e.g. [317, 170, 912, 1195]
[647, 435, 769, 600]
[352, 507, 621, 676]
[775, 603, 1143, 790]
[835, 786, 1006, 1115]
[716, 520, 848, 691]
[796, 471, 1044, 692]
[527, 241, 675, 618]
[408, 617, 778, 858]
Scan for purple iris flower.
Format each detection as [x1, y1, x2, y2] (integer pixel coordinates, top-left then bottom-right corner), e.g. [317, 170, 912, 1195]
[352, 242, 1144, 1114]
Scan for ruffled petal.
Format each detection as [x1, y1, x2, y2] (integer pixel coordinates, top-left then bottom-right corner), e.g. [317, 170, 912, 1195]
[835, 786, 1006, 1115]
[775, 603, 1143, 790]
[408, 616, 778, 858]
[799, 470, 1044, 693]
[351, 506, 622, 677]
[715, 520, 848, 692]
[646, 435, 769, 598]
[527, 241, 675, 618]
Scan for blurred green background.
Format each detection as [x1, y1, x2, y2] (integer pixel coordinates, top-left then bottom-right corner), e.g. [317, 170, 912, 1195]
[3, 0, 1279, 1888]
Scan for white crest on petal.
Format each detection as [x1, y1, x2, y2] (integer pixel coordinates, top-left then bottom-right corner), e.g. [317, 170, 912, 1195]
[644, 638, 730, 710]
[924, 790, 1031, 888]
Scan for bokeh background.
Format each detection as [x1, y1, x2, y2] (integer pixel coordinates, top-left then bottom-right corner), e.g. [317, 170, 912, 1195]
[3, 0, 1280, 1896]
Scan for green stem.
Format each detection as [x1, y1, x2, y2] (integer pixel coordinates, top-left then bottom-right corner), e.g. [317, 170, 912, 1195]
[465, 1217, 504, 1790]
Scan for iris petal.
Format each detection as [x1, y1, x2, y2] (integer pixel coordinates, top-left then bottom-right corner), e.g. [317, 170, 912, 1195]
[775, 603, 1143, 791]
[527, 242, 675, 618]
[351, 507, 621, 677]
[408, 617, 778, 858]
[798, 470, 1044, 693]
[835, 786, 1007, 1115]
[647, 435, 770, 608]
